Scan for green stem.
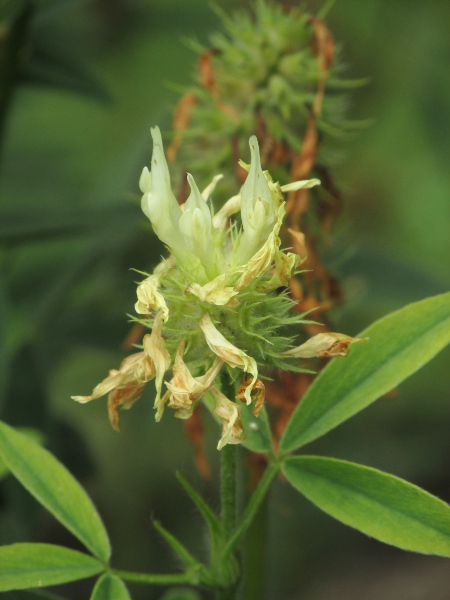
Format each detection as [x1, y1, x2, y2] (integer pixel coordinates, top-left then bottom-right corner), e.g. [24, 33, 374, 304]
[223, 461, 279, 559]
[111, 569, 194, 586]
[220, 443, 237, 540]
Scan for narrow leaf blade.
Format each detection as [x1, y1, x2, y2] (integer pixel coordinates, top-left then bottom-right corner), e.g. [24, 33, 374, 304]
[283, 456, 450, 557]
[176, 472, 222, 541]
[0, 544, 104, 592]
[280, 292, 450, 452]
[90, 574, 131, 600]
[0, 421, 111, 562]
[153, 521, 199, 569]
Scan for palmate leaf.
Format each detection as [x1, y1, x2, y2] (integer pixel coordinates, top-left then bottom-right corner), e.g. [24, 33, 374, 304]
[90, 574, 131, 600]
[280, 292, 450, 453]
[283, 456, 450, 557]
[0, 421, 111, 562]
[0, 544, 104, 592]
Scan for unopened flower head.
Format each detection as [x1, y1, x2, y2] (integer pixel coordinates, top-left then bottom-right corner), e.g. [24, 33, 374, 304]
[72, 127, 364, 448]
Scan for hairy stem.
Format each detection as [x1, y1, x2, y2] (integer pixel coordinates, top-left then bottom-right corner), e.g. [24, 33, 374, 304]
[223, 461, 278, 559]
[220, 443, 237, 540]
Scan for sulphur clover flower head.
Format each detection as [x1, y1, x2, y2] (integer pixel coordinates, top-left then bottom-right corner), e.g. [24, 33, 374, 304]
[72, 126, 364, 448]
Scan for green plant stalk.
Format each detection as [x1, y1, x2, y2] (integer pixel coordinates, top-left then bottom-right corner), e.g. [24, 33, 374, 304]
[223, 461, 279, 559]
[220, 443, 237, 541]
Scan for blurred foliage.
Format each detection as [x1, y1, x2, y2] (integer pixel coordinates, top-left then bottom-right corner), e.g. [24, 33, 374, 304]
[0, 0, 449, 599]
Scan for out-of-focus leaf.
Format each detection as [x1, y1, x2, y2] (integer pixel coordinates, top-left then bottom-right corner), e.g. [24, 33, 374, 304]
[159, 589, 201, 600]
[0, 279, 8, 411]
[0, 543, 104, 591]
[0, 589, 67, 599]
[241, 404, 272, 454]
[0, 421, 111, 562]
[90, 574, 131, 600]
[20, 48, 110, 103]
[283, 456, 450, 557]
[280, 292, 450, 453]
[0, 206, 138, 246]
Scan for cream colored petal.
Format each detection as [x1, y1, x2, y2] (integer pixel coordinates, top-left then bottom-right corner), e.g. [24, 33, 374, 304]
[143, 312, 172, 421]
[166, 342, 223, 419]
[234, 204, 285, 291]
[135, 273, 169, 322]
[186, 274, 240, 307]
[212, 194, 241, 230]
[199, 313, 257, 404]
[201, 174, 223, 201]
[210, 386, 244, 450]
[283, 332, 368, 358]
[280, 178, 321, 193]
[71, 351, 154, 404]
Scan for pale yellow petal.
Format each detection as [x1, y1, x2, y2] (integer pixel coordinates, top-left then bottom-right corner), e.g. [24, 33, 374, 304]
[280, 178, 321, 193]
[199, 313, 258, 404]
[234, 204, 285, 291]
[166, 342, 223, 419]
[201, 174, 223, 201]
[284, 332, 368, 358]
[186, 274, 240, 307]
[143, 312, 171, 421]
[210, 386, 244, 450]
[135, 273, 169, 322]
[212, 193, 241, 230]
[71, 351, 154, 404]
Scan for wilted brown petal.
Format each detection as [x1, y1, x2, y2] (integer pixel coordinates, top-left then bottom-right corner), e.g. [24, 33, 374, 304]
[71, 350, 156, 430]
[283, 332, 368, 358]
[236, 378, 266, 417]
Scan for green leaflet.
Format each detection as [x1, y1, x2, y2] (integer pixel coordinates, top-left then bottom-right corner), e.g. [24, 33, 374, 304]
[241, 404, 272, 454]
[283, 456, 450, 557]
[90, 574, 131, 600]
[0, 544, 104, 592]
[0, 427, 45, 481]
[0, 421, 111, 562]
[280, 292, 450, 453]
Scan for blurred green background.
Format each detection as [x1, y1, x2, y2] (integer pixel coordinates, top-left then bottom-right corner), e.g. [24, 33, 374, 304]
[0, 0, 449, 598]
